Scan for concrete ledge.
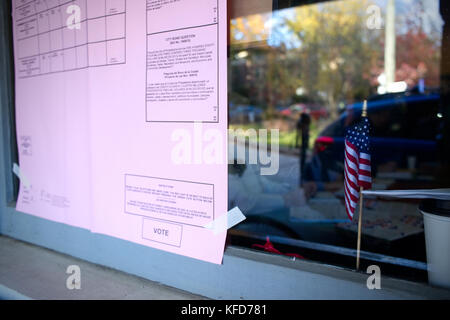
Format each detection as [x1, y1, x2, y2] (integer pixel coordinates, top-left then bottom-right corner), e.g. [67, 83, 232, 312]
[1, 207, 450, 299]
[0, 284, 31, 300]
[0, 236, 206, 300]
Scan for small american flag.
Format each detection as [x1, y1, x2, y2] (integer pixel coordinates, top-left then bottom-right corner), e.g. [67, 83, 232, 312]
[344, 115, 372, 220]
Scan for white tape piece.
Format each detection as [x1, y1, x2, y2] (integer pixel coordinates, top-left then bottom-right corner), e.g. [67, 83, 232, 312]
[12, 163, 30, 188]
[204, 207, 246, 235]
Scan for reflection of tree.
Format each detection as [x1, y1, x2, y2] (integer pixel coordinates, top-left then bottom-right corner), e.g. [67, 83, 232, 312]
[285, 0, 381, 117]
[264, 46, 301, 118]
[396, 27, 441, 87]
[231, 13, 270, 44]
[230, 12, 300, 118]
[229, 0, 442, 120]
[231, 44, 300, 118]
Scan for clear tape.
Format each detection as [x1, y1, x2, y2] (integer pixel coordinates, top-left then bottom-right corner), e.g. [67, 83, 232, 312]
[204, 206, 246, 235]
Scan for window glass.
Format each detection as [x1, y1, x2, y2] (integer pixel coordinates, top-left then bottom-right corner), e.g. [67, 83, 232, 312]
[228, 0, 449, 281]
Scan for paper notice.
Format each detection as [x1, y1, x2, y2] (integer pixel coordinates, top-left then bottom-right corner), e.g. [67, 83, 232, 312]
[12, 0, 229, 264]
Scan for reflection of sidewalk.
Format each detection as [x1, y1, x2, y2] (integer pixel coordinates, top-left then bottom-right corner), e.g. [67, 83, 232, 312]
[290, 192, 348, 223]
[231, 141, 301, 188]
[273, 152, 301, 188]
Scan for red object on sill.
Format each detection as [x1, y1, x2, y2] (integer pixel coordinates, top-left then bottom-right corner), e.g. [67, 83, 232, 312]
[252, 236, 305, 259]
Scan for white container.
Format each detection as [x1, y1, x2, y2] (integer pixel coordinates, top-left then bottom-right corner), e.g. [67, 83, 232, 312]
[420, 200, 450, 289]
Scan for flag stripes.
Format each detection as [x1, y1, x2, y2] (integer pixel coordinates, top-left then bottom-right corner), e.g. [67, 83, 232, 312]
[344, 116, 372, 220]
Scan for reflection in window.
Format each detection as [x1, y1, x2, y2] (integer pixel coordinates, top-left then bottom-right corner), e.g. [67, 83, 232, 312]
[228, 0, 448, 280]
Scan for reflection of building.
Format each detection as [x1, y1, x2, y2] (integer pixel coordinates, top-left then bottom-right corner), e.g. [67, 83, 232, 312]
[231, 42, 291, 110]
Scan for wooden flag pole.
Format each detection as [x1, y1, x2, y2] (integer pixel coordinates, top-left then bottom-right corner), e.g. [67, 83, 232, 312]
[356, 186, 364, 270]
[356, 100, 368, 271]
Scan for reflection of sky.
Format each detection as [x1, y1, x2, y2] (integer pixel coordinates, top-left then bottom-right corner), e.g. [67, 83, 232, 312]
[232, 0, 443, 48]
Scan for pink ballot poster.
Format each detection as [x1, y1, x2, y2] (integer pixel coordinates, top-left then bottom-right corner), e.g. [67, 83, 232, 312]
[12, 0, 228, 264]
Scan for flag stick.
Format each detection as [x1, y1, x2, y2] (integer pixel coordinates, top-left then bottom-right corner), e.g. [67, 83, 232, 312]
[356, 100, 368, 271]
[356, 186, 364, 270]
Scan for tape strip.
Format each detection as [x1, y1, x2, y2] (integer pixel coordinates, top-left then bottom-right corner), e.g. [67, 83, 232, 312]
[12, 163, 30, 188]
[204, 206, 246, 235]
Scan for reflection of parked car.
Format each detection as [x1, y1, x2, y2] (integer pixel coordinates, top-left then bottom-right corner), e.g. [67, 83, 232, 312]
[229, 105, 263, 123]
[277, 103, 328, 120]
[276, 104, 307, 117]
[313, 94, 443, 172]
[307, 104, 328, 120]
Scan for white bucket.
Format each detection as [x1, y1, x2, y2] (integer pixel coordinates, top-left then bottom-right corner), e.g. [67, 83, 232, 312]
[421, 204, 450, 289]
